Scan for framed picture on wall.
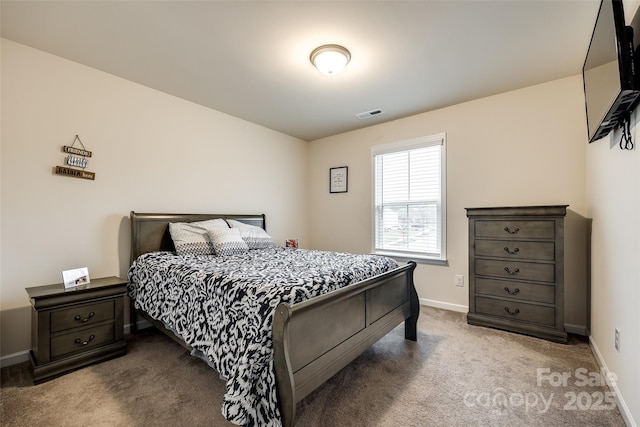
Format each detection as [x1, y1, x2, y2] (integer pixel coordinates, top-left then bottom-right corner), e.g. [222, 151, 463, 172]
[330, 166, 348, 193]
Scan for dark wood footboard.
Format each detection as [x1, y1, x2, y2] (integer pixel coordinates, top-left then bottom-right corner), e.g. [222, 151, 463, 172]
[272, 261, 418, 427]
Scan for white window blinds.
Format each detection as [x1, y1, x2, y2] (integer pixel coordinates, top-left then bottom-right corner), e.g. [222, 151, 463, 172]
[373, 134, 446, 260]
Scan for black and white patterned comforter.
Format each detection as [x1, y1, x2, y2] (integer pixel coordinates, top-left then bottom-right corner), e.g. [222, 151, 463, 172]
[127, 247, 397, 426]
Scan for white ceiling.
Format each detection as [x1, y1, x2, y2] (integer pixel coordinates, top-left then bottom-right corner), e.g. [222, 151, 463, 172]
[1, 0, 600, 141]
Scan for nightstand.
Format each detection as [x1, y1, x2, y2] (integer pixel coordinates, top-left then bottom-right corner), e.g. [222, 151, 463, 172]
[26, 276, 127, 383]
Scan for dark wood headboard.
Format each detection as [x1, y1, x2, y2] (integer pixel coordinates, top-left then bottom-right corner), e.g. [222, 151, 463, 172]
[129, 211, 267, 263]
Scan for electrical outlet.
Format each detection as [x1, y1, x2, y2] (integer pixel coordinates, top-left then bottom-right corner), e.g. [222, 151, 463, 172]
[615, 328, 620, 352]
[455, 275, 464, 287]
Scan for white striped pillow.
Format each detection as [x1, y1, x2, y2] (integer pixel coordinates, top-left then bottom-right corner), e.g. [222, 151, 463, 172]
[207, 228, 249, 256]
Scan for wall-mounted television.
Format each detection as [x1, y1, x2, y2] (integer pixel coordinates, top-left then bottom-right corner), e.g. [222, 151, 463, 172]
[583, 0, 639, 143]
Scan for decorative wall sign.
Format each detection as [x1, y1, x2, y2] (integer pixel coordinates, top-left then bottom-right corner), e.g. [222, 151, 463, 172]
[62, 267, 91, 289]
[330, 166, 348, 193]
[62, 145, 92, 158]
[55, 166, 96, 180]
[55, 135, 96, 180]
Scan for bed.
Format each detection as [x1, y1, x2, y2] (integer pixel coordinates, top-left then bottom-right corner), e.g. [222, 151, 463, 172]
[128, 211, 419, 426]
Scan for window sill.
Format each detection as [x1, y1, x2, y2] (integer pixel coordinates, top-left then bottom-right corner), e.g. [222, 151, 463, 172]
[372, 252, 449, 266]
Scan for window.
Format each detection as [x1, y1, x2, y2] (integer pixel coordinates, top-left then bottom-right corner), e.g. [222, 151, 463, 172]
[372, 133, 446, 262]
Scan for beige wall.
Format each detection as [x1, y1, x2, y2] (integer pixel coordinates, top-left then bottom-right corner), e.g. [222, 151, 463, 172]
[586, 120, 640, 427]
[582, 2, 640, 425]
[308, 75, 587, 312]
[0, 39, 308, 358]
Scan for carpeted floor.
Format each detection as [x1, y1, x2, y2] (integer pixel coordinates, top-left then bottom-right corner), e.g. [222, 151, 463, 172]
[0, 306, 626, 426]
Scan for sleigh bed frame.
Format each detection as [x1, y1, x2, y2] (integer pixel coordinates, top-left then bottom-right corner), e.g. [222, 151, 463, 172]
[129, 211, 419, 427]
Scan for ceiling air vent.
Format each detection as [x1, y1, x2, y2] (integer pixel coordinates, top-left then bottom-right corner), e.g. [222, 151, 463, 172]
[356, 109, 385, 120]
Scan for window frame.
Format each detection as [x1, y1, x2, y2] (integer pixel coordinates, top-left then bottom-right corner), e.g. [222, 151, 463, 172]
[371, 133, 447, 264]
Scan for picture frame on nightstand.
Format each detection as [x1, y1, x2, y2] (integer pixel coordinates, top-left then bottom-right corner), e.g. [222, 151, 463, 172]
[62, 267, 90, 289]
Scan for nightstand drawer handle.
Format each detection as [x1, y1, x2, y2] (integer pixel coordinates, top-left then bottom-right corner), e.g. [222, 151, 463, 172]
[74, 312, 95, 323]
[504, 226, 520, 234]
[504, 307, 520, 316]
[504, 267, 520, 275]
[504, 287, 520, 295]
[74, 335, 95, 347]
[503, 247, 519, 255]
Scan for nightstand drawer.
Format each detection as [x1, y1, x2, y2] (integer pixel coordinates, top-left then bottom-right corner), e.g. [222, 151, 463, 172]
[51, 300, 115, 333]
[475, 220, 555, 239]
[475, 259, 555, 283]
[51, 323, 115, 359]
[475, 278, 555, 304]
[475, 240, 555, 261]
[475, 296, 555, 326]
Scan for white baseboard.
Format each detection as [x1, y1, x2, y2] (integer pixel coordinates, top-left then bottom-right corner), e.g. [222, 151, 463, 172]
[0, 350, 30, 368]
[420, 298, 468, 313]
[589, 337, 637, 427]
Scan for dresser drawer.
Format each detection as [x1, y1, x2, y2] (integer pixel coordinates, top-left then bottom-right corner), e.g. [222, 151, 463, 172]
[51, 323, 115, 359]
[475, 278, 555, 304]
[50, 300, 115, 333]
[475, 259, 555, 283]
[475, 296, 555, 326]
[475, 220, 555, 240]
[475, 240, 555, 261]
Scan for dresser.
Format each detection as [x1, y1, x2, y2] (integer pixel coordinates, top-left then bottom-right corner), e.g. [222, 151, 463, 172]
[466, 206, 588, 343]
[26, 276, 127, 383]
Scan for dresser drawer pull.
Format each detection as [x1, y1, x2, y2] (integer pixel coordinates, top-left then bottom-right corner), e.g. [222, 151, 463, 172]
[503, 247, 519, 255]
[504, 307, 520, 316]
[74, 312, 95, 323]
[504, 226, 520, 234]
[74, 335, 95, 347]
[504, 287, 520, 295]
[504, 267, 520, 275]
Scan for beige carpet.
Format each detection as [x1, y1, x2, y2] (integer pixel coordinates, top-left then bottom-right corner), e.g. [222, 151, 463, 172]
[0, 306, 626, 426]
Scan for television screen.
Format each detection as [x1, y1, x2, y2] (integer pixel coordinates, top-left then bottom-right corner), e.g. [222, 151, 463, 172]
[582, 0, 639, 143]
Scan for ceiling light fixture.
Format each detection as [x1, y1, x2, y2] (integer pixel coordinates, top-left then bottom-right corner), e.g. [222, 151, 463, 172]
[310, 44, 351, 75]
